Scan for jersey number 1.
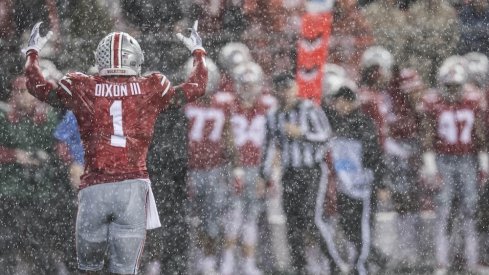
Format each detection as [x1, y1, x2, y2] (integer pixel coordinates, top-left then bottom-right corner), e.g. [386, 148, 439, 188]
[110, 100, 127, 147]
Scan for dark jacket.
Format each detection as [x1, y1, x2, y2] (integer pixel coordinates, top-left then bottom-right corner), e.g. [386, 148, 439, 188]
[323, 106, 385, 187]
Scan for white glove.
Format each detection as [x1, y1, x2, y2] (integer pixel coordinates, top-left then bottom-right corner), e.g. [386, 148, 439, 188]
[22, 22, 53, 55]
[176, 20, 205, 53]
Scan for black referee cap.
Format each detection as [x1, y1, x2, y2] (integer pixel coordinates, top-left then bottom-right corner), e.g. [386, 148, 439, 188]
[273, 73, 295, 91]
[333, 86, 357, 101]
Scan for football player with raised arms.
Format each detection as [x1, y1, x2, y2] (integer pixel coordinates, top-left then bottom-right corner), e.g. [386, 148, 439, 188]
[23, 21, 208, 274]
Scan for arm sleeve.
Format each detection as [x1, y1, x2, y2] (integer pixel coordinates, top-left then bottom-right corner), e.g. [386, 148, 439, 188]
[260, 113, 276, 180]
[24, 51, 67, 108]
[25, 51, 56, 102]
[159, 50, 208, 108]
[301, 104, 331, 143]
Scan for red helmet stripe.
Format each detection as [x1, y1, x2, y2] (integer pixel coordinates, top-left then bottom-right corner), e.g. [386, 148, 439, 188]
[113, 33, 121, 68]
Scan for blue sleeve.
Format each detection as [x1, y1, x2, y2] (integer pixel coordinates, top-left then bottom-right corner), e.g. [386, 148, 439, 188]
[54, 111, 85, 165]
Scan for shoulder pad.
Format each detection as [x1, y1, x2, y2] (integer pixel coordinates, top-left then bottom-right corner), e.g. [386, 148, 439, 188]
[422, 89, 440, 103]
[463, 84, 483, 100]
[58, 72, 88, 96]
[139, 72, 172, 97]
[154, 73, 172, 97]
[65, 72, 89, 80]
[213, 91, 235, 103]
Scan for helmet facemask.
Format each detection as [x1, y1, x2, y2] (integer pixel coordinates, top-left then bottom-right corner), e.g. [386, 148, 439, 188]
[233, 62, 263, 105]
[438, 56, 467, 102]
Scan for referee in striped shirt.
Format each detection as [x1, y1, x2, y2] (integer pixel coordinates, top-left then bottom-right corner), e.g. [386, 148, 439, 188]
[260, 73, 340, 274]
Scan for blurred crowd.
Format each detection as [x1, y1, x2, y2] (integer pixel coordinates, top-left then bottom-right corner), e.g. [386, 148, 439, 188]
[4, 0, 489, 274]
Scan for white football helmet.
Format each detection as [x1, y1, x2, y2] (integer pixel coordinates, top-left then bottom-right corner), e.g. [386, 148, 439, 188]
[95, 32, 144, 76]
[232, 62, 263, 102]
[438, 55, 468, 86]
[218, 42, 253, 73]
[464, 52, 488, 87]
[323, 63, 348, 78]
[183, 56, 220, 94]
[360, 46, 394, 79]
[233, 62, 263, 84]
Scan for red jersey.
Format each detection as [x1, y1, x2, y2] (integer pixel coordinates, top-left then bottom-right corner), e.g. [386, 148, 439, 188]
[185, 91, 235, 170]
[360, 86, 419, 146]
[422, 88, 485, 155]
[231, 94, 276, 167]
[24, 50, 208, 189]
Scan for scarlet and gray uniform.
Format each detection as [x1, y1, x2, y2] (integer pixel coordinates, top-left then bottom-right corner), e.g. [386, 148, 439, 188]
[226, 94, 276, 243]
[185, 91, 235, 238]
[24, 49, 208, 274]
[422, 89, 486, 268]
[383, 85, 421, 214]
[232, 94, 276, 167]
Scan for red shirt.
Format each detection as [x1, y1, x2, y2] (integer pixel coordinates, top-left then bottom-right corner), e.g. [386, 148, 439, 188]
[231, 94, 276, 167]
[58, 73, 175, 188]
[24, 50, 208, 189]
[185, 91, 235, 170]
[422, 89, 485, 155]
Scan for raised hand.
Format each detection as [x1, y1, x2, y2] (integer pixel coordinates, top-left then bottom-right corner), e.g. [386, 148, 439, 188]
[22, 22, 53, 55]
[176, 20, 205, 53]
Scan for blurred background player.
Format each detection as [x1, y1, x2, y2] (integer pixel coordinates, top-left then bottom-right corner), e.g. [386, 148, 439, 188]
[463, 52, 489, 267]
[357, 46, 394, 269]
[23, 21, 208, 274]
[184, 55, 233, 275]
[219, 61, 276, 275]
[217, 42, 253, 93]
[358, 46, 393, 148]
[382, 66, 425, 269]
[420, 55, 487, 275]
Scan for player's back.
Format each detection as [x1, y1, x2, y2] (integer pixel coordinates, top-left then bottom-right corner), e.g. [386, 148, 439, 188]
[61, 72, 168, 188]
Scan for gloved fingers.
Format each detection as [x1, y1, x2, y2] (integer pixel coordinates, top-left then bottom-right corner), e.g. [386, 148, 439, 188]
[176, 33, 185, 42]
[45, 31, 54, 40]
[31, 22, 43, 34]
